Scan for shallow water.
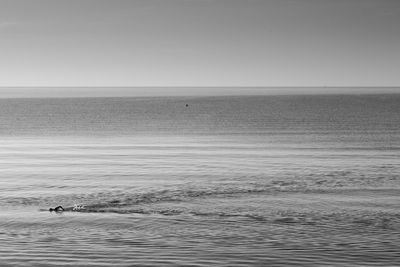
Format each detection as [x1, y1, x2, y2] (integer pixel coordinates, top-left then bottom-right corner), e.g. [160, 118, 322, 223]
[0, 95, 399, 266]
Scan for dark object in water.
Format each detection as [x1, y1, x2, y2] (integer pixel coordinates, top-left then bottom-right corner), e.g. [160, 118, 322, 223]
[185, 104, 189, 107]
[49, 206, 65, 212]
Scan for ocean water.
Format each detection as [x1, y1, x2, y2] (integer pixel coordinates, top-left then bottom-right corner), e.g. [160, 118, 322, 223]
[0, 94, 399, 266]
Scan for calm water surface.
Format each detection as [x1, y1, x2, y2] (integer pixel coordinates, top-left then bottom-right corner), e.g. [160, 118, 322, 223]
[0, 94, 399, 266]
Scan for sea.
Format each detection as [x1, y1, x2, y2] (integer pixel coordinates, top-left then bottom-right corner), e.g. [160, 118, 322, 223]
[0, 94, 399, 266]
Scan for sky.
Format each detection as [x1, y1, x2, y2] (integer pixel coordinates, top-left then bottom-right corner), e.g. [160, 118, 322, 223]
[0, 0, 399, 96]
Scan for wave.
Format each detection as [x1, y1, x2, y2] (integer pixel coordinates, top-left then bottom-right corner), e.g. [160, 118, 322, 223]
[3, 176, 399, 210]
[38, 203, 400, 232]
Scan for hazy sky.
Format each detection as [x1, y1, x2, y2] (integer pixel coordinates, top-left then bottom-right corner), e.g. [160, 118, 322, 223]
[0, 0, 399, 92]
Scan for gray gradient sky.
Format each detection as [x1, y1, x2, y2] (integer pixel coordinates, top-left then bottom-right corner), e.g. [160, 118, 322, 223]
[0, 0, 399, 95]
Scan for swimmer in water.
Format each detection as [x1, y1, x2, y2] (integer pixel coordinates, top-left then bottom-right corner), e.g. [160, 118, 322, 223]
[49, 206, 65, 212]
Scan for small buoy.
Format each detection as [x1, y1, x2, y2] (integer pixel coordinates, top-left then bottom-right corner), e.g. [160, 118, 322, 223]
[185, 104, 189, 107]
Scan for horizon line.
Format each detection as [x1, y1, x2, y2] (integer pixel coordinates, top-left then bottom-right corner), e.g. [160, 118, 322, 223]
[0, 86, 399, 88]
[1, 92, 400, 100]
[0, 86, 399, 98]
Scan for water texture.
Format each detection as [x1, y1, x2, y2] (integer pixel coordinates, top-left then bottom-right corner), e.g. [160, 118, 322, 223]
[0, 94, 399, 266]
